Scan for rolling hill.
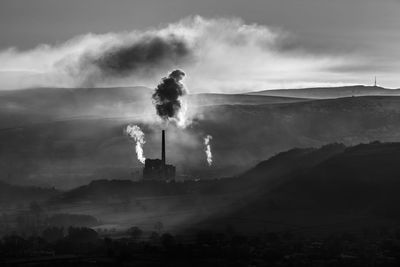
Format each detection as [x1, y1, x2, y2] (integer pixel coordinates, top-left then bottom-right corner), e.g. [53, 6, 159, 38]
[0, 181, 59, 208]
[38, 141, 400, 234]
[248, 85, 400, 99]
[2, 86, 400, 188]
[198, 141, 400, 233]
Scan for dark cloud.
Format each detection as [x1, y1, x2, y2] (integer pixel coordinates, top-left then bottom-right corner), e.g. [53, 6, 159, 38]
[74, 34, 193, 85]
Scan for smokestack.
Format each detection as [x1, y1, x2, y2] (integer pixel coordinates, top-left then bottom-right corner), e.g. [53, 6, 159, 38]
[162, 130, 166, 165]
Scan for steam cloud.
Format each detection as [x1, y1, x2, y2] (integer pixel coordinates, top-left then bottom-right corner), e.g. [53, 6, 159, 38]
[126, 125, 146, 164]
[152, 70, 187, 127]
[0, 16, 364, 91]
[204, 135, 213, 166]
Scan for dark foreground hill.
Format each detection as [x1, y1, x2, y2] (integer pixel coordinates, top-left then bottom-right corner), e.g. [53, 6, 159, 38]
[199, 141, 400, 233]
[2, 141, 400, 237]
[39, 141, 400, 234]
[4, 140, 400, 266]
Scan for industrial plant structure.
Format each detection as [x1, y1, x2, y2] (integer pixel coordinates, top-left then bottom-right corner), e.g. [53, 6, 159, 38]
[143, 130, 176, 181]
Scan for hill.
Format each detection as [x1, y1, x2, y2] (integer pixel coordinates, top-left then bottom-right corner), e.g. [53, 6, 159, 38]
[248, 85, 400, 99]
[187, 93, 308, 106]
[0, 181, 59, 208]
[45, 143, 347, 231]
[44, 141, 400, 233]
[0, 86, 307, 130]
[200, 141, 400, 233]
[3, 86, 400, 188]
[0, 86, 153, 129]
[3, 92, 400, 188]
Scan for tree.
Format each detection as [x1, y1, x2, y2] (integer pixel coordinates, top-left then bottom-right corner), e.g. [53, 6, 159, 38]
[154, 221, 163, 233]
[29, 201, 43, 216]
[67, 227, 99, 243]
[42, 227, 64, 243]
[149, 231, 160, 244]
[161, 233, 175, 249]
[127, 226, 143, 241]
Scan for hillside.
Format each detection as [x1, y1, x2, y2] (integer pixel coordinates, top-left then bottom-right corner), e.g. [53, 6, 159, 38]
[0, 181, 59, 207]
[43, 141, 400, 233]
[3, 93, 400, 188]
[201, 141, 400, 233]
[51, 143, 345, 204]
[2, 86, 400, 189]
[0, 86, 307, 129]
[0, 86, 153, 129]
[187, 93, 308, 106]
[44, 143, 347, 231]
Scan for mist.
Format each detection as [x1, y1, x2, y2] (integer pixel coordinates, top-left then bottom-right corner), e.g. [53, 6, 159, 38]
[0, 16, 362, 92]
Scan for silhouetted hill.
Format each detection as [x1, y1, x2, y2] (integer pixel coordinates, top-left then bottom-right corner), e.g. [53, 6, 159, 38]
[52, 179, 187, 203]
[201, 141, 400, 233]
[0, 181, 59, 206]
[46, 141, 400, 233]
[249, 85, 400, 99]
[50, 143, 348, 204]
[47, 143, 345, 204]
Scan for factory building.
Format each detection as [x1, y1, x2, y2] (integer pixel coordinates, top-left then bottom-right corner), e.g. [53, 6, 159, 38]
[143, 130, 176, 181]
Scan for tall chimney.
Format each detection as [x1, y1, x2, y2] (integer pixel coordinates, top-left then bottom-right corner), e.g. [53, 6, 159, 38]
[162, 130, 166, 165]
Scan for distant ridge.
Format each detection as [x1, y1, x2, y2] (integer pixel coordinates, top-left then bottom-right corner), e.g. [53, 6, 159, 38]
[187, 93, 309, 106]
[0, 181, 59, 204]
[248, 85, 400, 99]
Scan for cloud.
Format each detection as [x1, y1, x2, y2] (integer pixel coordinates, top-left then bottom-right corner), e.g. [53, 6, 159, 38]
[0, 16, 363, 92]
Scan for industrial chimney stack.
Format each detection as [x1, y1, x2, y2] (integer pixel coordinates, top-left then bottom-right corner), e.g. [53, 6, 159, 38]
[161, 130, 166, 165]
[143, 129, 175, 181]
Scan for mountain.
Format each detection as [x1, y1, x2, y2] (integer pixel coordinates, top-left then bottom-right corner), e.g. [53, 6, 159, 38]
[248, 85, 400, 99]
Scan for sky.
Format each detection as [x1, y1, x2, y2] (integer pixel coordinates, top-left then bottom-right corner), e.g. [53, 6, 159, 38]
[0, 0, 399, 91]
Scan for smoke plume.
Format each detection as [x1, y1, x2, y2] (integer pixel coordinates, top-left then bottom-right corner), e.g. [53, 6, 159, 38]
[204, 135, 213, 166]
[0, 16, 364, 91]
[152, 70, 187, 126]
[126, 125, 146, 164]
[72, 35, 193, 87]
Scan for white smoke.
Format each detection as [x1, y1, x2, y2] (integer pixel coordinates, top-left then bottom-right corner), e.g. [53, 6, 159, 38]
[0, 16, 362, 92]
[126, 124, 146, 164]
[177, 97, 189, 128]
[204, 134, 213, 166]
